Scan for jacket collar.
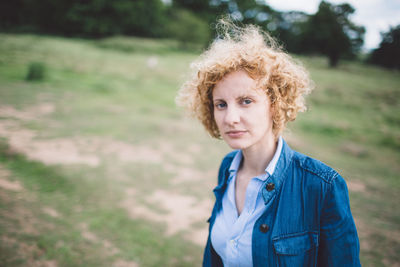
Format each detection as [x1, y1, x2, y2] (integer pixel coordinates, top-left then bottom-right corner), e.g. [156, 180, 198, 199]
[260, 138, 294, 204]
[213, 138, 294, 207]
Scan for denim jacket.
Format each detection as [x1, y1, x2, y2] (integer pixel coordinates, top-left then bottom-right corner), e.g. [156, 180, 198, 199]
[203, 139, 361, 267]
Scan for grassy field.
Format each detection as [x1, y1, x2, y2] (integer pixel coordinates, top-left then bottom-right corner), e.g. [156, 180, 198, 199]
[0, 33, 399, 266]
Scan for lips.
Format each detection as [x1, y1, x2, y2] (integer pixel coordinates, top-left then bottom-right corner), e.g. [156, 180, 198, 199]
[225, 130, 247, 138]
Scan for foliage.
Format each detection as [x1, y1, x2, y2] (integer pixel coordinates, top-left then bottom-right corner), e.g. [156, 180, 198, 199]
[65, 0, 166, 37]
[0, 0, 27, 30]
[171, 0, 366, 67]
[0, 0, 369, 66]
[300, 1, 365, 67]
[0, 0, 166, 38]
[173, 0, 216, 19]
[368, 25, 400, 69]
[165, 8, 211, 49]
[26, 62, 46, 81]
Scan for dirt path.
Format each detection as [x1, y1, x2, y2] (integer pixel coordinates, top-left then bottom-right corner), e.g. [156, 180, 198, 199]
[0, 102, 212, 248]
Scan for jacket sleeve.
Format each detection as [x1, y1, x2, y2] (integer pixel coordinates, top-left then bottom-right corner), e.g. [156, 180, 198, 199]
[317, 174, 361, 267]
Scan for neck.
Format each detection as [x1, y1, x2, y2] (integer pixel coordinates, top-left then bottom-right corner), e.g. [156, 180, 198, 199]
[240, 135, 278, 176]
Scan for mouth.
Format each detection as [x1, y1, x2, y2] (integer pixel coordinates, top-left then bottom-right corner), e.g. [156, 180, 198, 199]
[225, 130, 247, 138]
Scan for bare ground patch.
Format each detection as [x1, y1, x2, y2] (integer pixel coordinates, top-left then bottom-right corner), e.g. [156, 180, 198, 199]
[121, 188, 212, 246]
[78, 222, 120, 256]
[0, 103, 55, 121]
[112, 259, 139, 267]
[347, 179, 367, 193]
[0, 178, 23, 192]
[0, 165, 24, 192]
[157, 142, 194, 165]
[0, 102, 161, 166]
[42, 207, 61, 218]
[0, 118, 164, 167]
[0, 103, 200, 170]
[163, 163, 209, 185]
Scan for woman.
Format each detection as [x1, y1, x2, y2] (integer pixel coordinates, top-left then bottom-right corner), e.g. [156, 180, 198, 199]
[177, 21, 360, 266]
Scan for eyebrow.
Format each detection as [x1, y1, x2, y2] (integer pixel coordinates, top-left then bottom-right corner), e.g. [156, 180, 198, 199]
[213, 94, 257, 104]
[214, 94, 257, 100]
[236, 94, 257, 99]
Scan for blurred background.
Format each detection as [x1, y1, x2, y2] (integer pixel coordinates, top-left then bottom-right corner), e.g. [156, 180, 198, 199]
[0, 0, 399, 266]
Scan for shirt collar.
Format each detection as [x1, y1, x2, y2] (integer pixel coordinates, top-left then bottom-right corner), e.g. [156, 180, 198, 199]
[265, 136, 283, 176]
[228, 136, 283, 180]
[229, 150, 242, 173]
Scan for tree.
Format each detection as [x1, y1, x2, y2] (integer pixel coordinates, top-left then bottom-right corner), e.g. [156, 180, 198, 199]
[171, 0, 263, 44]
[0, 0, 26, 30]
[165, 8, 211, 49]
[264, 11, 309, 53]
[301, 1, 365, 67]
[65, 0, 166, 37]
[368, 25, 400, 69]
[172, 0, 263, 24]
[0, 0, 75, 33]
[0, 0, 167, 38]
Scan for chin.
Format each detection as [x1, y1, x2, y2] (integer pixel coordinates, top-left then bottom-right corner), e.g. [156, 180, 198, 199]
[224, 139, 250, 150]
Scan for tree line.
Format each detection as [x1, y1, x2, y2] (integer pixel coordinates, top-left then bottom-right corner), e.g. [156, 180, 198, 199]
[0, 0, 398, 69]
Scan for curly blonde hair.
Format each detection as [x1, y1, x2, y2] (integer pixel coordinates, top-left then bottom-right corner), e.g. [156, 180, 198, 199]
[176, 20, 313, 138]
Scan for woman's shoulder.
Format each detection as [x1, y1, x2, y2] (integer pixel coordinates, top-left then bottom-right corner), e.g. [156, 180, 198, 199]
[289, 151, 351, 205]
[291, 150, 342, 185]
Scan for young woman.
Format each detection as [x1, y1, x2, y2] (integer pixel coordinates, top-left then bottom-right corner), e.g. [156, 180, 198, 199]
[177, 21, 360, 266]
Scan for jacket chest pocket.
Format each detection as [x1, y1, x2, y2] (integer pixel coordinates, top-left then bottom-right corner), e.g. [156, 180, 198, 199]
[273, 231, 319, 267]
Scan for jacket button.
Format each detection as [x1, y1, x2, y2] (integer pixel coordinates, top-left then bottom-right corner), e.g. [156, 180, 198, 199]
[260, 224, 269, 233]
[266, 183, 275, 191]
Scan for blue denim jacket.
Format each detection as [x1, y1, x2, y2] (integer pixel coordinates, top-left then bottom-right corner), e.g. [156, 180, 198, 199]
[203, 139, 361, 266]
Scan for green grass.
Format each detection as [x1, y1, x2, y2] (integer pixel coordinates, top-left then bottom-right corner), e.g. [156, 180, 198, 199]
[0, 33, 399, 266]
[0, 142, 74, 194]
[0, 141, 202, 266]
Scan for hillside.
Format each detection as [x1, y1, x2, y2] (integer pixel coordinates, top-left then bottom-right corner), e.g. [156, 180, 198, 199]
[0, 34, 399, 266]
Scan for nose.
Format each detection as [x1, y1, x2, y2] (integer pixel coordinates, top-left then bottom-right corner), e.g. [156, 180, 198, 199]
[224, 106, 240, 125]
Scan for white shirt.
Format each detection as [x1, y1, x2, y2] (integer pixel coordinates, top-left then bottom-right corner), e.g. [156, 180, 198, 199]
[210, 136, 283, 267]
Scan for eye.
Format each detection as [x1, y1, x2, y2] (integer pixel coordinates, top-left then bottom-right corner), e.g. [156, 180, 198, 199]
[214, 101, 227, 110]
[241, 98, 253, 105]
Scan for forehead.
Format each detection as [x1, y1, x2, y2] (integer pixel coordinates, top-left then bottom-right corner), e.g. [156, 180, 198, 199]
[213, 70, 262, 97]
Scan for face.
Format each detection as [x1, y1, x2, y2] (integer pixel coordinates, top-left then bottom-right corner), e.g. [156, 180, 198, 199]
[212, 70, 275, 152]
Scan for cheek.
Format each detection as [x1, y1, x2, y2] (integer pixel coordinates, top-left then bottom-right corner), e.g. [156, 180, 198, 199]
[255, 106, 274, 130]
[255, 105, 272, 121]
[262, 103, 274, 124]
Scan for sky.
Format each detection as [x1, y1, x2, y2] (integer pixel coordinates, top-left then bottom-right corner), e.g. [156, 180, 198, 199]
[265, 0, 400, 50]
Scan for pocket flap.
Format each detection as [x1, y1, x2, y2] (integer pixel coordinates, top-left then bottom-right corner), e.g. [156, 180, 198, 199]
[273, 231, 318, 255]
